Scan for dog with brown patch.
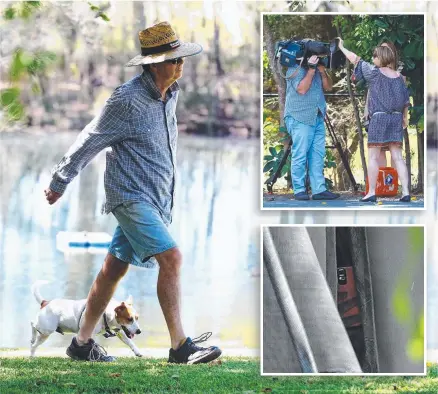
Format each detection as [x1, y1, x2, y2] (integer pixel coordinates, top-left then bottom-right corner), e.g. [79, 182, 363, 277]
[30, 281, 142, 357]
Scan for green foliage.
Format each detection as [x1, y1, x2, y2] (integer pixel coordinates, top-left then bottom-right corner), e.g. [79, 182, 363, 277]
[88, 2, 111, 21]
[391, 227, 424, 362]
[264, 14, 337, 43]
[0, 88, 24, 121]
[3, 7, 16, 20]
[263, 144, 290, 181]
[2, 1, 41, 20]
[263, 108, 283, 148]
[1, 1, 110, 123]
[324, 148, 337, 169]
[9, 49, 57, 82]
[333, 15, 424, 130]
[4, 47, 57, 121]
[263, 50, 276, 92]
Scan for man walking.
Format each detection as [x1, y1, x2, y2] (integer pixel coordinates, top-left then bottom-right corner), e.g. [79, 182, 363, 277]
[285, 55, 340, 201]
[45, 22, 222, 364]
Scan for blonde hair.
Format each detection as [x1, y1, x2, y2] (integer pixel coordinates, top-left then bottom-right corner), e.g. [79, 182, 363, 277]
[372, 46, 396, 68]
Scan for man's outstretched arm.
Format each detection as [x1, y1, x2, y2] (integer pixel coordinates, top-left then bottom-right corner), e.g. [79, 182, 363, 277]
[45, 97, 131, 205]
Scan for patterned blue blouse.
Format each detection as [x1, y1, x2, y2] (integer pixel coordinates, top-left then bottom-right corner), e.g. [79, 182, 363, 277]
[354, 59, 410, 147]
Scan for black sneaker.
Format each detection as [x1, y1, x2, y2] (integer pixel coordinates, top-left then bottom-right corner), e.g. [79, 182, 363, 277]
[168, 332, 222, 364]
[66, 337, 116, 362]
[312, 190, 341, 200]
[294, 191, 310, 201]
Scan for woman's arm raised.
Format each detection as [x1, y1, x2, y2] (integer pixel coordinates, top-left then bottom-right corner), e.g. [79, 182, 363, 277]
[337, 37, 360, 65]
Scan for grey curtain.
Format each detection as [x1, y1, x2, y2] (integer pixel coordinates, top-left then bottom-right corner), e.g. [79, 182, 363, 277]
[263, 226, 424, 374]
[263, 227, 362, 373]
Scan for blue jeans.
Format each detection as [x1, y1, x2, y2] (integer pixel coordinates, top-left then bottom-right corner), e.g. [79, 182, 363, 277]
[108, 201, 177, 268]
[285, 114, 327, 195]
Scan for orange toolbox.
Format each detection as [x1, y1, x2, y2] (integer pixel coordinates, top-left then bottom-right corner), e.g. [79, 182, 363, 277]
[365, 167, 398, 197]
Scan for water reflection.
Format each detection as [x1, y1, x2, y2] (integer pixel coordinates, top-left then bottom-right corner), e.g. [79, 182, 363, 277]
[0, 132, 260, 350]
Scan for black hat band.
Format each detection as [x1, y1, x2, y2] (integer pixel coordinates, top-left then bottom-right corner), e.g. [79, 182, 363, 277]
[141, 39, 181, 56]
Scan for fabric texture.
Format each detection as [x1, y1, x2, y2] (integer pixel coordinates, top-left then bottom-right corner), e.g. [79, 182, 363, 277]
[339, 227, 379, 373]
[263, 226, 424, 374]
[263, 227, 362, 374]
[50, 71, 179, 222]
[263, 228, 318, 373]
[355, 60, 410, 148]
[285, 114, 327, 195]
[108, 201, 177, 268]
[284, 65, 327, 126]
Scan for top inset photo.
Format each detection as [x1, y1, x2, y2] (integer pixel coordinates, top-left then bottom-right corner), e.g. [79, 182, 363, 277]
[261, 13, 425, 210]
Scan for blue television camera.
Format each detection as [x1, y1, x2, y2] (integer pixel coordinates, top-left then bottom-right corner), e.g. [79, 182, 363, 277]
[275, 38, 346, 69]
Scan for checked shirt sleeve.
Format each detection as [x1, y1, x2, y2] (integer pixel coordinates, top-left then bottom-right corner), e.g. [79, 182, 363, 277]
[286, 65, 305, 91]
[49, 96, 131, 195]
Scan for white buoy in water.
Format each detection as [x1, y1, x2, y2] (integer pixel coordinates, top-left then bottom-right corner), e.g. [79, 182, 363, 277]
[56, 231, 112, 254]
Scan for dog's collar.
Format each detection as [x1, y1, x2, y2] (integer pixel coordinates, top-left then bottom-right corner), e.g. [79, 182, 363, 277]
[103, 313, 119, 338]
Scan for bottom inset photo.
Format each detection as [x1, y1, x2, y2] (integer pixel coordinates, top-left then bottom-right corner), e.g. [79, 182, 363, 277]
[261, 225, 425, 375]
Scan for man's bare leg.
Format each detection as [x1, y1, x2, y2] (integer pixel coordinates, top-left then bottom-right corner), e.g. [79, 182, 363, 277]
[77, 253, 129, 344]
[155, 247, 186, 350]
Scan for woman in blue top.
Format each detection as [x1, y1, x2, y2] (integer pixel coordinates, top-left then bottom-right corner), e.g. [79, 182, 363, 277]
[338, 38, 411, 202]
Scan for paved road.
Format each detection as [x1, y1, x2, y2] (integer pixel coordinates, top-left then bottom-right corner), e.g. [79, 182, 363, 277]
[263, 195, 424, 209]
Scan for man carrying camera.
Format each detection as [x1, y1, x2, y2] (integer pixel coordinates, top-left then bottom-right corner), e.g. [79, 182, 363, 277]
[285, 55, 340, 201]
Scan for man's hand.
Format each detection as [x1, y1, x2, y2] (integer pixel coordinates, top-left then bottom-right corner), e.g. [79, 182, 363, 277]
[317, 64, 326, 73]
[307, 55, 319, 69]
[44, 188, 62, 205]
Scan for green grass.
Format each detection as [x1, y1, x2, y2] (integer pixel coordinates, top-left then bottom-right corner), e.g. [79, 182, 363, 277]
[0, 358, 437, 393]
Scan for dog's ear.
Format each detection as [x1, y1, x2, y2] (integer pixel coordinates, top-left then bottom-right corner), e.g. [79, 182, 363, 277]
[115, 303, 126, 317]
[126, 295, 133, 305]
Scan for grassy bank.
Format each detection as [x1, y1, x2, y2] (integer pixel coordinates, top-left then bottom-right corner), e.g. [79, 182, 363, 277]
[0, 358, 437, 393]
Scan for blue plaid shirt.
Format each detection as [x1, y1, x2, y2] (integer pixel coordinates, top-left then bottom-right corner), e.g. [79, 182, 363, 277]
[284, 65, 326, 126]
[50, 71, 179, 222]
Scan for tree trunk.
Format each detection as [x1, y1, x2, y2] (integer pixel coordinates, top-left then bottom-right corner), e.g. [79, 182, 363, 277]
[403, 128, 411, 193]
[417, 127, 424, 193]
[213, 16, 225, 77]
[346, 62, 367, 182]
[264, 22, 285, 124]
[133, 2, 146, 40]
[264, 21, 291, 188]
[335, 22, 367, 183]
[190, 30, 199, 92]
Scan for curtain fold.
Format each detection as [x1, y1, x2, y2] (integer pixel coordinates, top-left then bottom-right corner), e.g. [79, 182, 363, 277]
[263, 227, 362, 373]
[348, 227, 380, 373]
[263, 228, 318, 373]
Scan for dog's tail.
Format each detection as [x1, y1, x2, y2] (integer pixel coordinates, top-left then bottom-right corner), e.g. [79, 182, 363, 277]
[31, 280, 50, 308]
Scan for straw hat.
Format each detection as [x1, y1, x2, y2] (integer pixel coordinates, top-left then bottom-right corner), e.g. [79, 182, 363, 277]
[125, 21, 202, 67]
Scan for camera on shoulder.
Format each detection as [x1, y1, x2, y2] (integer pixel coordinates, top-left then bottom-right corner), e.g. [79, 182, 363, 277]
[275, 38, 346, 70]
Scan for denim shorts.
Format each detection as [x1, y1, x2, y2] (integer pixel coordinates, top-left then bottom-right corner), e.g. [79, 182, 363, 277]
[108, 201, 177, 268]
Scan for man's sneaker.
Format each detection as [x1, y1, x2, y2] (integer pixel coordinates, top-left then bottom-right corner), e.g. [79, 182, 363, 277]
[294, 191, 310, 201]
[312, 190, 341, 200]
[66, 337, 116, 362]
[168, 332, 222, 364]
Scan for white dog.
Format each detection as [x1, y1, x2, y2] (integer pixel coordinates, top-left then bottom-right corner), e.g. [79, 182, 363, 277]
[30, 281, 143, 357]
